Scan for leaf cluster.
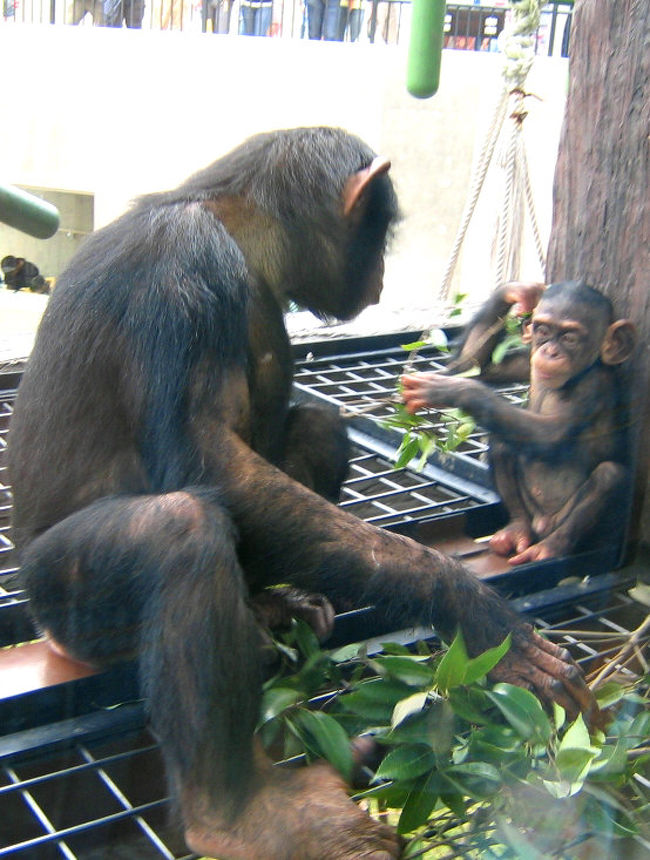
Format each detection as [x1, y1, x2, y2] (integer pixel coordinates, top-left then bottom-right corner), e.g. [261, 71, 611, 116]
[382, 403, 477, 471]
[491, 312, 530, 366]
[259, 621, 650, 858]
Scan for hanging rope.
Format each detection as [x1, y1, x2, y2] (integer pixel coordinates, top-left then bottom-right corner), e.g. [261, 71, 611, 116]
[435, 0, 546, 310]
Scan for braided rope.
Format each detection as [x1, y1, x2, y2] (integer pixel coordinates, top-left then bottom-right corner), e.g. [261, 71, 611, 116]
[502, 0, 543, 89]
[522, 143, 547, 270]
[435, 87, 509, 305]
[435, 0, 546, 309]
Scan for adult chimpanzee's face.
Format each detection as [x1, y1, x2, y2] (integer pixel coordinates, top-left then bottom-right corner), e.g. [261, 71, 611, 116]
[530, 297, 607, 390]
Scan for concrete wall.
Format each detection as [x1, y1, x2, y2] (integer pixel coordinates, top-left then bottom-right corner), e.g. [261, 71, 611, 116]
[1, 24, 568, 318]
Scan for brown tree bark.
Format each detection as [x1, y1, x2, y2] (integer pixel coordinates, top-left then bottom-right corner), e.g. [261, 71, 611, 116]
[546, 0, 650, 551]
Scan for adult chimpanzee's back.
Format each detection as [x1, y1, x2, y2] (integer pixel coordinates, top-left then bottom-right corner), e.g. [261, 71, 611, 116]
[10, 201, 249, 549]
[9, 127, 598, 860]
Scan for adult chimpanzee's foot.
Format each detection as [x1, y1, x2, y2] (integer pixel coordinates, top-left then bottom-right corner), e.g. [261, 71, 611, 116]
[184, 761, 400, 860]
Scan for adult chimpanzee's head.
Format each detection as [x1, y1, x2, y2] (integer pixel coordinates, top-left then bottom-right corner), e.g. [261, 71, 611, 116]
[529, 281, 635, 390]
[159, 127, 400, 321]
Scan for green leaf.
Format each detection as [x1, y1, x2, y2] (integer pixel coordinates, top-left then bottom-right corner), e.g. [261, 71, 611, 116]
[552, 701, 566, 731]
[371, 655, 436, 687]
[492, 332, 523, 365]
[391, 692, 429, 728]
[447, 686, 494, 724]
[417, 433, 437, 458]
[628, 711, 650, 747]
[558, 713, 592, 753]
[586, 740, 628, 777]
[401, 340, 430, 351]
[395, 435, 421, 469]
[379, 641, 414, 656]
[397, 772, 441, 834]
[463, 634, 511, 685]
[293, 709, 353, 781]
[342, 678, 414, 722]
[258, 687, 300, 727]
[594, 681, 628, 709]
[328, 642, 364, 663]
[486, 683, 551, 744]
[353, 780, 414, 808]
[297, 651, 335, 693]
[293, 617, 321, 657]
[435, 630, 470, 693]
[440, 792, 466, 818]
[374, 744, 437, 781]
[555, 746, 597, 784]
[442, 762, 501, 800]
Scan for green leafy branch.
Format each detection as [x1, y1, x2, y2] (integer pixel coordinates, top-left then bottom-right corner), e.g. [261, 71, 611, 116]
[385, 297, 531, 470]
[258, 620, 650, 858]
[491, 311, 530, 366]
[382, 402, 477, 470]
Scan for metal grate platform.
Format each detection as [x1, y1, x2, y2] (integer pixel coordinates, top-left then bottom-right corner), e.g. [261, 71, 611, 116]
[0, 348, 647, 859]
[1, 579, 647, 859]
[0, 388, 22, 646]
[293, 340, 528, 484]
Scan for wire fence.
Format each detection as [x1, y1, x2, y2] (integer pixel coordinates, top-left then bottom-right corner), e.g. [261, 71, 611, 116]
[2, 0, 572, 55]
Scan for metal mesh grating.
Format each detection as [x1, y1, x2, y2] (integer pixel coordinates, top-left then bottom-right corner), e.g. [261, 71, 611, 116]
[0, 360, 647, 858]
[293, 343, 528, 474]
[0, 721, 190, 859]
[0, 391, 18, 603]
[341, 442, 491, 526]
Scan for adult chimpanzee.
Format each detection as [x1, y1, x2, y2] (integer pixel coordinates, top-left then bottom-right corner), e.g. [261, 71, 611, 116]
[10, 130, 597, 860]
[402, 281, 635, 567]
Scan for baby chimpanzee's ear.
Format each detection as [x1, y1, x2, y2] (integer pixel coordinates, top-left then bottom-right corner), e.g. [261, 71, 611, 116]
[601, 319, 636, 365]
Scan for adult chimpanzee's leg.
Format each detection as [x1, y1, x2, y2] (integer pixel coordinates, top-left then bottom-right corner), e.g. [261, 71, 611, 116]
[21, 489, 400, 860]
[281, 404, 351, 503]
[22, 491, 262, 802]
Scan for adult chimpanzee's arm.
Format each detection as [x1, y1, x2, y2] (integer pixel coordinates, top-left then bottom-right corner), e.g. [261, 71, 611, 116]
[200, 421, 599, 723]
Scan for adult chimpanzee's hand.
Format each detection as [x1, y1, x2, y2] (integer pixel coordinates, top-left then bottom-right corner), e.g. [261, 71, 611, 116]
[488, 622, 604, 728]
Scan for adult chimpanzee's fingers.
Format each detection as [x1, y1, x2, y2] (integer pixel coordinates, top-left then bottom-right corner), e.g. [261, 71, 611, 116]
[513, 629, 603, 726]
[311, 596, 335, 641]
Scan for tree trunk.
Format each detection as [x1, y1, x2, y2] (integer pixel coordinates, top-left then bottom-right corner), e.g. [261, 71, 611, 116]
[546, 0, 650, 552]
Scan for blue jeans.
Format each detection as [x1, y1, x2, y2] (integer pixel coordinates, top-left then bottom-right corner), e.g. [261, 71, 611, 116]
[104, 0, 144, 26]
[306, 0, 344, 40]
[239, 3, 272, 35]
[337, 6, 363, 40]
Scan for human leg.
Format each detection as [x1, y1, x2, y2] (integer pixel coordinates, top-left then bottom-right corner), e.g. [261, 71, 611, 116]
[322, 0, 344, 39]
[306, 0, 324, 38]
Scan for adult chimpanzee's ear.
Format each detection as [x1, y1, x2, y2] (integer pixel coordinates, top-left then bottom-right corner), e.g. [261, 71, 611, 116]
[343, 156, 391, 217]
[601, 319, 637, 365]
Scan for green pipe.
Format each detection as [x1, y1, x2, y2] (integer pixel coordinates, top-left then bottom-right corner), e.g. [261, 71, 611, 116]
[407, 0, 447, 99]
[0, 184, 60, 239]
